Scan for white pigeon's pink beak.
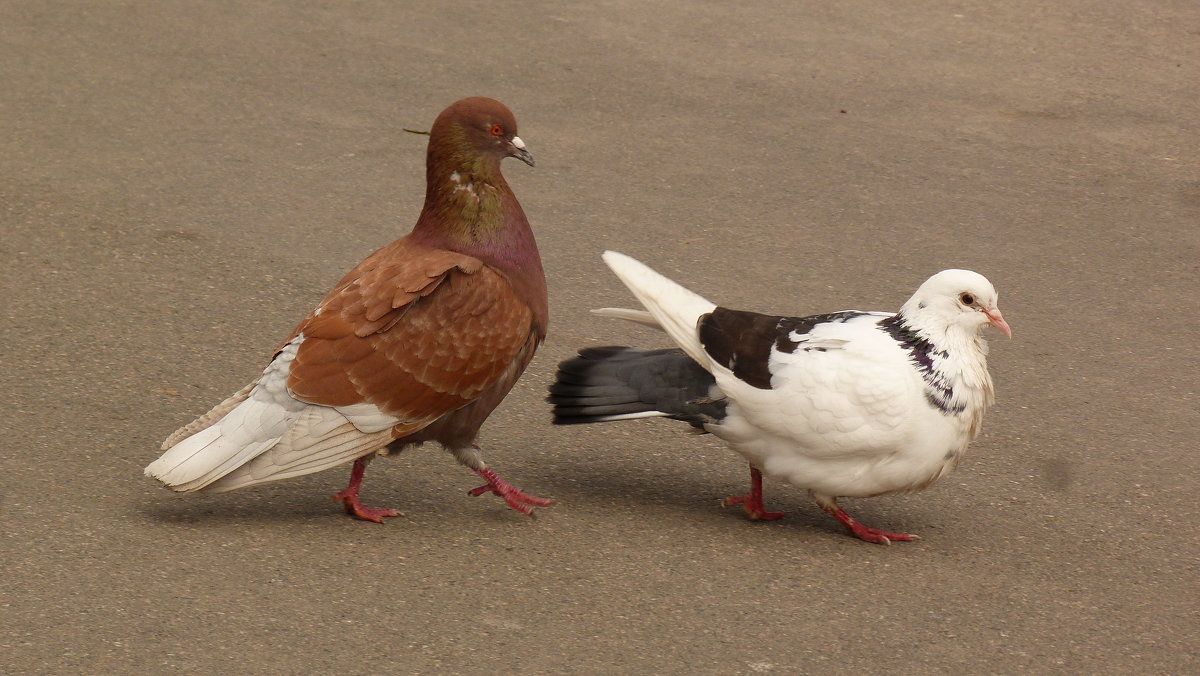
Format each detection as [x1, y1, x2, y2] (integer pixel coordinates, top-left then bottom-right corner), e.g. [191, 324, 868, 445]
[984, 308, 1012, 338]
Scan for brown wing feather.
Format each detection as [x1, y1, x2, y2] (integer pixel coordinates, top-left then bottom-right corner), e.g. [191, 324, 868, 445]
[283, 238, 535, 424]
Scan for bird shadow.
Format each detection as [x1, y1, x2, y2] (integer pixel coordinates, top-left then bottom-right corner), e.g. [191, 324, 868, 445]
[136, 491, 345, 526]
[529, 452, 864, 536]
[134, 471, 559, 530]
[133, 448, 930, 541]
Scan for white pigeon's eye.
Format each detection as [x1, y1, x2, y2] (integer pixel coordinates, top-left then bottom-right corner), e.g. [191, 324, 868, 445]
[959, 292, 975, 306]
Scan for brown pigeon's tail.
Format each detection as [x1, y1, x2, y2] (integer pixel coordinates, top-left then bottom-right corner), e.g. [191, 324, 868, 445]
[547, 347, 726, 429]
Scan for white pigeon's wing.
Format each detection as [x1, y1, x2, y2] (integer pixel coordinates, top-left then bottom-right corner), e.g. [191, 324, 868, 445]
[697, 308, 882, 388]
[701, 310, 917, 453]
[769, 329, 916, 452]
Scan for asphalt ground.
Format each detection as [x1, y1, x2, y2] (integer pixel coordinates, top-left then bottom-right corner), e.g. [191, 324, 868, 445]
[2, 2, 1197, 673]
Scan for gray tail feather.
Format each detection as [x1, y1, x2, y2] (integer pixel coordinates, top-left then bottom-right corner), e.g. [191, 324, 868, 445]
[547, 346, 726, 428]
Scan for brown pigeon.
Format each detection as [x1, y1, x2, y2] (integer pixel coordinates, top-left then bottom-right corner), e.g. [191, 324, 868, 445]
[146, 97, 552, 522]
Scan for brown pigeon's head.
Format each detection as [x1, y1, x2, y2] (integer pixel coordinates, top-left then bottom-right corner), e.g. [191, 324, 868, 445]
[430, 97, 534, 168]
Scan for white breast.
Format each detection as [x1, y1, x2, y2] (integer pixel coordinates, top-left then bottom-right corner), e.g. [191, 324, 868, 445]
[706, 317, 976, 498]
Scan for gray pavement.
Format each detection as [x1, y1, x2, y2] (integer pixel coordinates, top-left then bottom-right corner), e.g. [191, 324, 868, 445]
[2, 1, 1197, 673]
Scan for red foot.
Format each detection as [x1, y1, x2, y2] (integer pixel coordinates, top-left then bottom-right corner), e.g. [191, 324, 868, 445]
[332, 456, 402, 524]
[468, 467, 554, 516]
[828, 507, 918, 545]
[334, 492, 402, 523]
[721, 466, 784, 521]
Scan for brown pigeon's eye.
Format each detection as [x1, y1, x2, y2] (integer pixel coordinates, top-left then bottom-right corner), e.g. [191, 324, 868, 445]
[490, 124, 504, 136]
[959, 292, 975, 306]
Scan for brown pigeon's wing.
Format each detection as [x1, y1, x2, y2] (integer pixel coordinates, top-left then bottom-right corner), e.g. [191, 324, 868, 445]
[284, 238, 537, 425]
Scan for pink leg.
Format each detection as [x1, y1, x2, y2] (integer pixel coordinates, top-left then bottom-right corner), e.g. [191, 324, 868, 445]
[721, 466, 784, 521]
[468, 467, 554, 516]
[331, 456, 402, 523]
[822, 504, 918, 545]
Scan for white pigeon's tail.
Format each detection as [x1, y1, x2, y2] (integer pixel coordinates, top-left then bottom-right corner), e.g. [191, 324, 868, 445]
[590, 307, 661, 330]
[600, 251, 717, 368]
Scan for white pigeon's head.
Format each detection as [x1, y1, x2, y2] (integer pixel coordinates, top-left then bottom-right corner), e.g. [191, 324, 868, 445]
[903, 269, 1012, 338]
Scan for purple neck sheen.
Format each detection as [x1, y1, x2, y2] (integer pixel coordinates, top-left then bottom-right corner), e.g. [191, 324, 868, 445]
[411, 127, 542, 274]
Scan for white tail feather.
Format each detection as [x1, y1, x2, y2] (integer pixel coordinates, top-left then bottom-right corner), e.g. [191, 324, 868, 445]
[160, 380, 256, 450]
[146, 390, 412, 493]
[588, 410, 670, 423]
[600, 251, 717, 369]
[203, 414, 399, 493]
[145, 384, 306, 491]
[590, 307, 662, 331]
[146, 334, 409, 493]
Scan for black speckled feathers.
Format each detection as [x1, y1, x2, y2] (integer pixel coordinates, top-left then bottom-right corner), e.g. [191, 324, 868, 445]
[699, 308, 867, 389]
[880, 314, 962, 414]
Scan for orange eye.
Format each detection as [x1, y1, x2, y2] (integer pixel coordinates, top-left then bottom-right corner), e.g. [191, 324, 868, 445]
[490, 124, 504, 136]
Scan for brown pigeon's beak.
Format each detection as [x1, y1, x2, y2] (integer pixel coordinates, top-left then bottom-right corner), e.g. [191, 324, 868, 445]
[984, 307, 1012, 338]
[508, 136, 535, 167]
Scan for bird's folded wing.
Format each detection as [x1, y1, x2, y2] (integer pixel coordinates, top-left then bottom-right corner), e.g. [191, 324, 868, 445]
[284, 238, 537, 422]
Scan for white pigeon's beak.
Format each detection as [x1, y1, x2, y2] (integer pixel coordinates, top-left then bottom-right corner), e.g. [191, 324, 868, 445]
[508, 136, 535, 167]
[984, 308, 1012, 338]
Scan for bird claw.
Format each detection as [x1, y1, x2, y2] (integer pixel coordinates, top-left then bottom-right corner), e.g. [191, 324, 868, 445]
[827, 506, 918, 544]
[722, 466, 784, 521]
[332, 490, 404, 524]
[843, 526, 919, 545]
[721, 494, 785, 521]
[469, 468, 554, 516]
[331, 456, 402, 523]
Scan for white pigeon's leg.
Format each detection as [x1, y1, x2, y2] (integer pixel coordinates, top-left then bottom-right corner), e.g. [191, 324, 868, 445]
[331, 455, 403, 523]
[451, 445, 554, 515]
[721, 466, 784, 521]
[810, 492, 919, 545]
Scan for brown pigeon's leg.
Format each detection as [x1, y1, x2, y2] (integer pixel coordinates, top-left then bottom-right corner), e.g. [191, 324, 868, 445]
[721, 466, 784, 520]
[452, 444, 553, 515]
[813, 494, 918, 545]
[332, 455, 402, 523]
[468, 468, 555, 515]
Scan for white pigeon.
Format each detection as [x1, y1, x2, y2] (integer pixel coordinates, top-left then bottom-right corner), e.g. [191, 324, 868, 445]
[549, 251, 1011, 544]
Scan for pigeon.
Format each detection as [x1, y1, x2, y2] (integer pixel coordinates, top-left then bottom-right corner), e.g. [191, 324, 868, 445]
[146, 97, 552, 522]
[549, 251, 1010, 544]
